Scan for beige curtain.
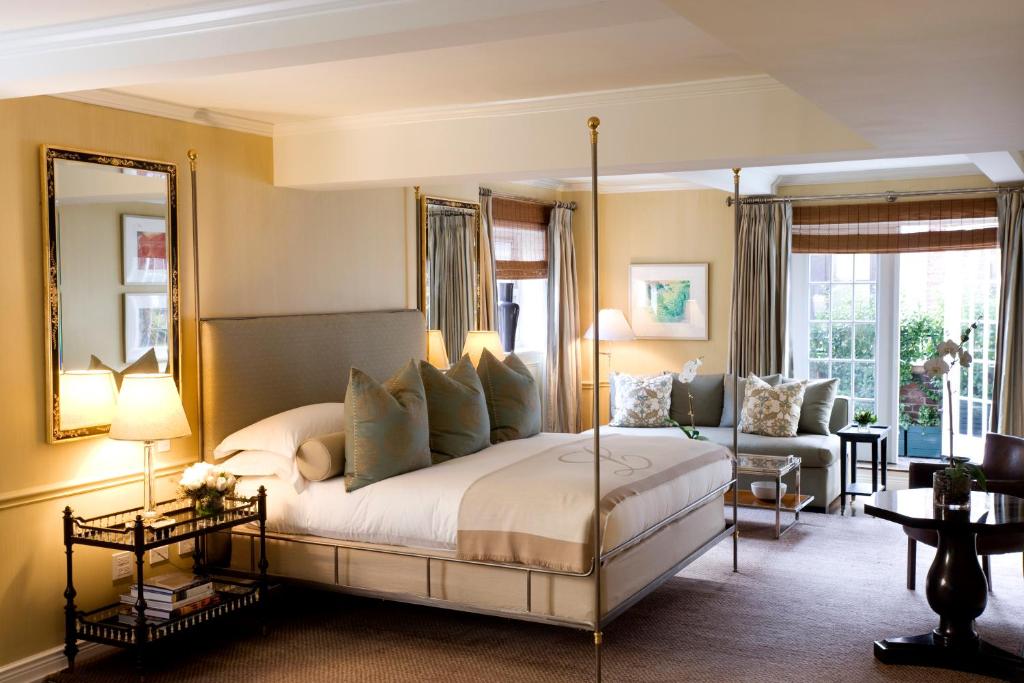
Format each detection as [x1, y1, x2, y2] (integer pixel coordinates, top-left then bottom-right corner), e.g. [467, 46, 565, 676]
[427, 207, 477, 359]
[545, 202, 582, 433]
[730, 201, 793, 376]
[992, 189, 1023, 435]
[478, 189, 497, 330]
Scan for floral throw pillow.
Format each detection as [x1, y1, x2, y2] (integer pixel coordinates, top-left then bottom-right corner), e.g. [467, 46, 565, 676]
[609, 373, 674, 427]
[739, 374, 807, 437]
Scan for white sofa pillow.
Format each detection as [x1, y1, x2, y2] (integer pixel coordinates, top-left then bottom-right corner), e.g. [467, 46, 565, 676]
[220, 450, 307, 494]
[213, 403, 345, 461]
[609, 373, 674, 427]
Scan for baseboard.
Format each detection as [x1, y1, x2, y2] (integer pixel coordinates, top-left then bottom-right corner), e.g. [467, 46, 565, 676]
[0, 642, 112, 683]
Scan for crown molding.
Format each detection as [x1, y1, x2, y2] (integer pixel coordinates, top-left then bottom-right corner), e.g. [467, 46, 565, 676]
[274, 74, 783, 136]
[776, 163, 983, 187]
[57, 89, 274, 137]
[558, 179, 706, 194]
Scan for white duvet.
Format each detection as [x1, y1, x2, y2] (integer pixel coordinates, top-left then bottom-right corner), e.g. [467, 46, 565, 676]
[236, 429, 731, 552]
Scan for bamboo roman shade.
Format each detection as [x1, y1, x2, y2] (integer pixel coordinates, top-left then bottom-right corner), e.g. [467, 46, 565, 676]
[792, 197, 998, 254]
[492, 198, 550, 279]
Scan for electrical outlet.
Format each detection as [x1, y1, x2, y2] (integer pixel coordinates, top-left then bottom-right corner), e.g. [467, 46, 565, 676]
[149, 545, 169, 565]
[178, 538, 195, 556]
[112, 552, 133, 581]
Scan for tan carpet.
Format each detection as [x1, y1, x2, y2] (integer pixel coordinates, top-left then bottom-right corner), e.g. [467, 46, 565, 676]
[50, 507, 1024, 682]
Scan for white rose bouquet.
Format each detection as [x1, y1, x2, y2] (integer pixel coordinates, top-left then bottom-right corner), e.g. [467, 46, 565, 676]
[179, 462, 238, 517]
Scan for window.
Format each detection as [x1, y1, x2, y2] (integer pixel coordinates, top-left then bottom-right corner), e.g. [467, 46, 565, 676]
[492, 198, 549, 358]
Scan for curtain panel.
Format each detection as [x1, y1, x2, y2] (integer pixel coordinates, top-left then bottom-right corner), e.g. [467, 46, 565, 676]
[478, 189, 497, 330]
[427, 208, 477, 359]
[992, 189, 1024, 435]
[731, 201, 793, 376]
[545, 202, 582, 433]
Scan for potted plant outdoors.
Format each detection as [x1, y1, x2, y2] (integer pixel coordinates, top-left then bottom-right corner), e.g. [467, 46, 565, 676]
[853, 409, 877, 431]
[923, 319, 986, 508]
[900, 404, 942, 457]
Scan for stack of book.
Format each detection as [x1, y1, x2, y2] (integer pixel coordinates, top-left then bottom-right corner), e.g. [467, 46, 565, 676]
[118, 572, 219, 624]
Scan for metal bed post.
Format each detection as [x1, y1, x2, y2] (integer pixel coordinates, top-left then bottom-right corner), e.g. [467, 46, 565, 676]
[731, 168, 742, 573]
[188, 149, 204, 461]
[587, 115, 603, 683]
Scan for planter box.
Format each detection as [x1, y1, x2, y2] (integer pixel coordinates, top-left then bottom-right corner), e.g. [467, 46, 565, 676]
[901, 426, 942, 458]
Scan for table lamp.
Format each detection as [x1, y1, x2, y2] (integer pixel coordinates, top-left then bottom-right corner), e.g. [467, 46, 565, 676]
[426, 330, 450, 369]
[462, 330, 504, 367]
[584, 308, 635, 372]
[59, 370, 118, 430]
[109, 374, 191, 520]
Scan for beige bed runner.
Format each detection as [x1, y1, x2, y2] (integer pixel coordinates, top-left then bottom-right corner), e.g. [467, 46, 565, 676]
[456, 434, 730, 572]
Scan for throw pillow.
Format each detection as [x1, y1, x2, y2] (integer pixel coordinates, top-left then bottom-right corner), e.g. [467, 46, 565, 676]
[786, 377, 838, 435]
[477, 349, 541, 443]
[670, 373, 724, 427]
[420, 356, 491, 462]
[344, 360, 431, 492]
[296, 431, 346, 482]
[720, 373, 783, 427]
[739, 374, 807, 438]
[609, 373, 674, 427]
[89, 348, 159, 389]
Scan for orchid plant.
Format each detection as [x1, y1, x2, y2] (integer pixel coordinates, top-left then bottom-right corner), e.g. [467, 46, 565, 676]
[924, 318, 986, 489]
[672, 357, 708, 441]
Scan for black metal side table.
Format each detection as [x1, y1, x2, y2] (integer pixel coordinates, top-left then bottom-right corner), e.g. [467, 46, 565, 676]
[62, 487, 268, 679]
[838, 424, 889, 515]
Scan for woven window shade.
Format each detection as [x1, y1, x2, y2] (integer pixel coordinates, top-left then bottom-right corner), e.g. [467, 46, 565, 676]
[792, 197, 998, 254]
[493, 198, 550, 279]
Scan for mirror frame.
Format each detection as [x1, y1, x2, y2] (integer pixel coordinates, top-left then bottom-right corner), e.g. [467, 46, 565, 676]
[417, 194, 482, 322]
[41, 146, 180, 443]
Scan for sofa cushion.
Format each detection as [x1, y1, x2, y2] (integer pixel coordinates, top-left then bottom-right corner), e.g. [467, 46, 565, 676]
[720, 374, 782, 427]
[780, 377, 839, 436]
[698, 426, 839, 468]
[670, 373, 724, 427]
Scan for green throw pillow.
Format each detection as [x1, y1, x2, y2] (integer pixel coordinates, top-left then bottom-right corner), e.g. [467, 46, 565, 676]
[720, 373, 782, 428]
[477, 349, 541, 443]
[781, 377, 839, 435]
[344, 360, 430, 492]
[420, 356, 491, 463]
[670, 373, 724, 427]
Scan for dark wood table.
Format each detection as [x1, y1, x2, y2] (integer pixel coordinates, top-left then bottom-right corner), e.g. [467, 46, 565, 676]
[865, 489, 1024, 681]
[838, 424, 888, 515]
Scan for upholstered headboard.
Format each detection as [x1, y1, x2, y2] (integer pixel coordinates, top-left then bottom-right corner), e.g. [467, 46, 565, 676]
[199, 309, 425, 460]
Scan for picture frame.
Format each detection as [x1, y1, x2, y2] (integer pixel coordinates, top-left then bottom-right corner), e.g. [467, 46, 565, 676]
[124, 293, 169, 365]
[122, 214, 168, 285]
[628, 263, 709, 340]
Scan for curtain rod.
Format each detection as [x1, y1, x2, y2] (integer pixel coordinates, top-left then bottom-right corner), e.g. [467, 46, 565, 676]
[725, 185, 1007, 206]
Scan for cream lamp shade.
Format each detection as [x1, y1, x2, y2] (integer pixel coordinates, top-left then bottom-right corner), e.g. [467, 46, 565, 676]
[584, 308, 635, 341]
[426, 329, 450, 369]
[109, 374, 191, 442]
[59, 370, 118, 430]
[462, 330, 505, 367]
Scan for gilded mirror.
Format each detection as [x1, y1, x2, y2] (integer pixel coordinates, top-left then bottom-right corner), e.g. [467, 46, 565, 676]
[42, 146, 180, 443]
[418, 194, 481, 359]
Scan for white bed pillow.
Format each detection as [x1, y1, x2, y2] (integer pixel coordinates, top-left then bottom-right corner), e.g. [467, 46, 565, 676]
[221, 450, 307, 494]
[213, 403, 345, 461]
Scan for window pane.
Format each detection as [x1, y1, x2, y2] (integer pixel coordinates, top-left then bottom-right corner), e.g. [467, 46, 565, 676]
[854, 323, 875, 359]
[809, 255, 829, 282]
[810, 323, 830, 359]
[959, 364, 969, 397]
[854, 399, 876, 417]
[854, 254, 876, 282]
[959, 399, 969, 434]
[831, 284, 853, 320]
[854, 284, 876, 321]
[809, 361, 830, 379]
[987, 365, 995, 400]
[972, 363, 983, 399]
[988, 323, 997, 360]
[988, 282, 999, 319]
[854, 362, 876, 399]
[972, 402, 983, 435]
[832, 361, 852, 396]
[810, 284, 830, 320]
[832, 323, 852, 358]
[832, 254, 854, 282]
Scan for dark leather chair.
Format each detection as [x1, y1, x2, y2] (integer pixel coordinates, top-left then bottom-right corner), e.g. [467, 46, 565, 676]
[905, 432, 1024, 591]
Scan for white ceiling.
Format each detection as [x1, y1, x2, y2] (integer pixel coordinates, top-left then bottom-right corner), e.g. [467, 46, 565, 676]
[0, 0, 194, 32]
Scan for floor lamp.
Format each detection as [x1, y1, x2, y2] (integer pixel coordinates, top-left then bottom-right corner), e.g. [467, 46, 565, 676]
[583, 308, 635, 421]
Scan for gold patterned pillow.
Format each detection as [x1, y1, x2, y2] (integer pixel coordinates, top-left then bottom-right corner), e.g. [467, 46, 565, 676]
[609, 373, 674, 427]
[739, 374, 807, 437]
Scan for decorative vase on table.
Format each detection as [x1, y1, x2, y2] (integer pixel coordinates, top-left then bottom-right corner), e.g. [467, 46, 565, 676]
[179, 462, 238, 520]
[933, 460, 973, 509]
[497, 282, 519, 353]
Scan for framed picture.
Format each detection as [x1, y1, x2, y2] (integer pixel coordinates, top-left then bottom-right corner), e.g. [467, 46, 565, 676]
[122, 215, 168, 285]
[629, 263, 709, 340]
[124, 293, 169, 365]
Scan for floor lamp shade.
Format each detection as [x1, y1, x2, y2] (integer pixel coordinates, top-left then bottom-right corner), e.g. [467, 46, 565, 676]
[584, 308, 635, 341]
[59, 370, 118, 430]
[109, 374, 191, 442]
[462, 330, 505, 367]
[426, 330, 450, 369]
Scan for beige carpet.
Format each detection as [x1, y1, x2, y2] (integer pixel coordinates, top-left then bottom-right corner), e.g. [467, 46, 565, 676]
[50, 507, 1024, 682]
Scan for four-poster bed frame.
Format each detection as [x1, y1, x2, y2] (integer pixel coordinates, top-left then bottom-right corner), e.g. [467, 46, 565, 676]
[188, 118, 745, 683]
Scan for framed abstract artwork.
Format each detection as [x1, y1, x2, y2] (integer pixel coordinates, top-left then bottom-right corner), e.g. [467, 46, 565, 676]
[628, 263, 709, 340]
[124, 293, 169, 365]
[122, 214, 168, 285]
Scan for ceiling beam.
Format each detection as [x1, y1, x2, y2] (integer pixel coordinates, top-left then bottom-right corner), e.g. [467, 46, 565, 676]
[667, 169, 776, 195]
[967, 152, 1024, 184]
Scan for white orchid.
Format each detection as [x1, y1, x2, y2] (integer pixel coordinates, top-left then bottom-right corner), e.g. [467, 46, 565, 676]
[936, 339, 961, 357]
[923, 356, 950, 378]
[922, 318, 981, 466]
[958, 349, 973, 367]
[678, 356, 704, 384]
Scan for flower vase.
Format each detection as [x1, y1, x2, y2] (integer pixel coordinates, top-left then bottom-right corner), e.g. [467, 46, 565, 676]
[194, 494, 225, 519]
[933, 469, 971, 509]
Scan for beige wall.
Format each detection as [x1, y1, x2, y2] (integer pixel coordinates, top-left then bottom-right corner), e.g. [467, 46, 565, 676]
[0, 96, 411, 667]
[571, 189, 735, 428]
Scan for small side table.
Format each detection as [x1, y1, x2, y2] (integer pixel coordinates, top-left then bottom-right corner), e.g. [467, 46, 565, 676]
[839, 424, 889, 515]
[734, 453, 814, 538]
